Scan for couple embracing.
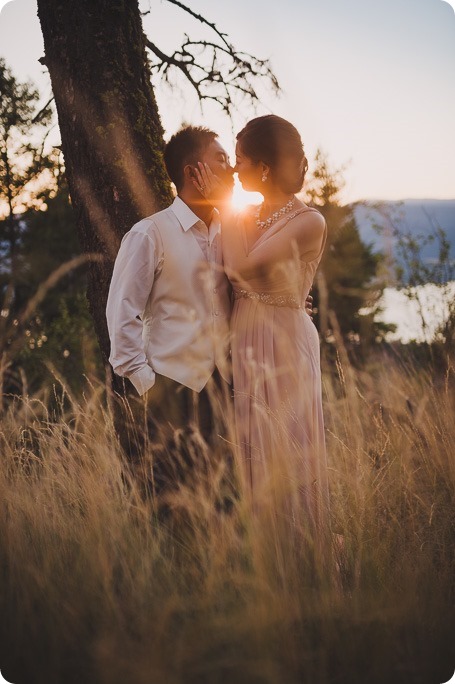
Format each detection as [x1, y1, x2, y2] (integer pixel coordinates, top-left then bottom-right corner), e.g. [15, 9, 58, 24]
[106, 114, 330, 534]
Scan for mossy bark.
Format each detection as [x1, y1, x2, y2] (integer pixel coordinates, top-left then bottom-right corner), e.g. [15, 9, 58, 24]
[36, 0, 173, 373]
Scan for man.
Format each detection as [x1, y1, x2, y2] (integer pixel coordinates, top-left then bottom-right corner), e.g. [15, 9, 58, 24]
[107, 127, 235, 499]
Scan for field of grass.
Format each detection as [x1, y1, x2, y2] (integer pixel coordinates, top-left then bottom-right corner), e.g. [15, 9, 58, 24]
[0, 349, 454, 684]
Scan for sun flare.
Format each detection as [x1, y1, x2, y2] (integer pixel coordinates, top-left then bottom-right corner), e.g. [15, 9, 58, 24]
[230, 179, 262, 211]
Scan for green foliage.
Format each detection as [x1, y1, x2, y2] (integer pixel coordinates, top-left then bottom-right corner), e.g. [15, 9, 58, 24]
[323, 217, 381, 336]
[1, 56, 57, 350]
[0, 57, 54, 226]
[17, 290, 100, 394]
[11, 185, 79, 307]
[0, 59, 102, 396]
[304, 150, 395, 349]
[6, 184, 103, 395]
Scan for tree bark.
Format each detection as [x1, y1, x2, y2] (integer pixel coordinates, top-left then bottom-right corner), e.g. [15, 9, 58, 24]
[36, 0, 173, 369]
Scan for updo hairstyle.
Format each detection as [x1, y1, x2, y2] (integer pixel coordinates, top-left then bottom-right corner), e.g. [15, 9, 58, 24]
[236, 115, 308, 193]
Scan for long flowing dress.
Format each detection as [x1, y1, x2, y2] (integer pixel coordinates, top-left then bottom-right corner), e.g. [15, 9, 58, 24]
[222, 205, 330, 535]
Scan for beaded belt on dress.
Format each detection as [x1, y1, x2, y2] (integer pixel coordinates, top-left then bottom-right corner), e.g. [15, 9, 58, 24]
[233, 288, 301, 309]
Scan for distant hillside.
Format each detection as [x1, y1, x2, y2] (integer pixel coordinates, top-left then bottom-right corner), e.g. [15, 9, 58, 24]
[352, 199, 455, 280]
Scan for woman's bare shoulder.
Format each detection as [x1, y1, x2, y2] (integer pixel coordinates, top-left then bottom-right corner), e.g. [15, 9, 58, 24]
[292, 205, 326, 230]
[286, 206, 326, 253]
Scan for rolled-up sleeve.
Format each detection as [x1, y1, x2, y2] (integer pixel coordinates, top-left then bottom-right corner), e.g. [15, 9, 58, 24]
[106, 225, 163, 396]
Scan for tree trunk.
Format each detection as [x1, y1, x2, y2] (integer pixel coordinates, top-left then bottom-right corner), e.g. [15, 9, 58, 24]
[36, 0, 173, 369]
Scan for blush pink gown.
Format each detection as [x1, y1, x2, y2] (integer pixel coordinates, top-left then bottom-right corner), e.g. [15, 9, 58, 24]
[223, 205, 330, 534]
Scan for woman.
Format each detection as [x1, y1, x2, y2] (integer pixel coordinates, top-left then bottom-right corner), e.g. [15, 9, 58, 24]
[194, 115, 330, 536]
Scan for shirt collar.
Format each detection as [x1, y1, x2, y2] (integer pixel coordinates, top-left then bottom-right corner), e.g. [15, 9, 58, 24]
[171, 196, 221, 241]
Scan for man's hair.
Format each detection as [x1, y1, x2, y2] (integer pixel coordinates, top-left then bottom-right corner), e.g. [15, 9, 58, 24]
[164, 126, 218, 191]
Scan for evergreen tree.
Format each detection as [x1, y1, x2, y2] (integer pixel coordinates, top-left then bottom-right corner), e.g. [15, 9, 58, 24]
[0, 57, 54, 315]
[304, 150, 394, 351]
[15, 183, 102, 395]
[0, 59, 101, 397]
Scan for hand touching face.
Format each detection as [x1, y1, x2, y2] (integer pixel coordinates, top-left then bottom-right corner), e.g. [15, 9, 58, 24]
[200, 140, 234, 193]
[194, 140, 234, 205]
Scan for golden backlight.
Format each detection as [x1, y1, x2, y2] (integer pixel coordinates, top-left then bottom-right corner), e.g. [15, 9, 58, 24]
[230, 179, 262, 211]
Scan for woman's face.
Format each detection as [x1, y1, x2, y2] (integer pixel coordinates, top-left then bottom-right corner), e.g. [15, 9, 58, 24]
[234, 141, 262, 192]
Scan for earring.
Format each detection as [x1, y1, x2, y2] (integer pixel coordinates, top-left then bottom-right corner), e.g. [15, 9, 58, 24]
[261, 173, 267, 182]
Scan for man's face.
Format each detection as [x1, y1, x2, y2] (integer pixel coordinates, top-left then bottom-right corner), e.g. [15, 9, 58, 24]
[200, 140, 234, 192]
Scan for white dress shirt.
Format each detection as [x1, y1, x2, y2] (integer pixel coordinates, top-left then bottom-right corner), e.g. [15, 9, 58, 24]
[106, 196, 232, 395]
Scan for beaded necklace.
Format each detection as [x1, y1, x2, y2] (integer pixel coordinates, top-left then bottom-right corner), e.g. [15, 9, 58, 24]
[254, 197, 295, 231]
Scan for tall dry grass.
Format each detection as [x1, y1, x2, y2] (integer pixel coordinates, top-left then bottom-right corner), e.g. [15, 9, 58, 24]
[0, 351, 454, 684]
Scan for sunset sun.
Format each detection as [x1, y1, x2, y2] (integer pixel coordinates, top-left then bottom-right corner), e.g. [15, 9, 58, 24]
[230, 178, 262, 210]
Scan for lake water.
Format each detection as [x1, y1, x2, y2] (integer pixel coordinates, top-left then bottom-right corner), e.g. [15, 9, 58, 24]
[373, 281, 455, 343]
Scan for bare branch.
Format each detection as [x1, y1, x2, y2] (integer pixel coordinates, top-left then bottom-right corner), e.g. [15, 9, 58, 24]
[164, 0, 233, 52]
[145, 5, 280, 118]
[31, 96, 54, 124]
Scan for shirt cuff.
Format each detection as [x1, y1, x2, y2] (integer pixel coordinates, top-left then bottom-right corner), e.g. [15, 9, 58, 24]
[127, 365, 156, 396]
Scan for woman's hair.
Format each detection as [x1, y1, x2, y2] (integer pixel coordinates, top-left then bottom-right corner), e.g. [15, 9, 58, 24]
[236, 115, 308, 193]
[164, 125, 218, 191]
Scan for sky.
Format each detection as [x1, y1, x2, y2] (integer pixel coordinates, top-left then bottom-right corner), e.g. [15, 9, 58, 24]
[0, 0, 454, 204]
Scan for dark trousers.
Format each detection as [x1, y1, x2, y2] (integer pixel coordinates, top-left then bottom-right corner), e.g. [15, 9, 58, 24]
[142, 369, 230, 445]
[114, 370, 236, 508]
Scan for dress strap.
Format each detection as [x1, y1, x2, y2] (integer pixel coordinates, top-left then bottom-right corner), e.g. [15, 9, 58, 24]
[284, 206, 323, 224]
[284, 206, 327, 261]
